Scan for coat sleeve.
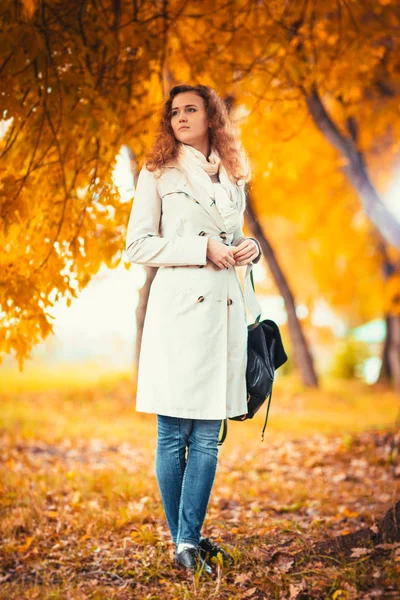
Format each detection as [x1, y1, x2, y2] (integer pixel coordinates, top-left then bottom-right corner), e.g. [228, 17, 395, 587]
[232, 230, 262, 264]
[231, 184, 262, 264]
[125, 166, 208, 267]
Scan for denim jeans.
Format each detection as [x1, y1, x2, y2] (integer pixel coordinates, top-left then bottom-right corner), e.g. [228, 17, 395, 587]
[155, 415, 222, 548]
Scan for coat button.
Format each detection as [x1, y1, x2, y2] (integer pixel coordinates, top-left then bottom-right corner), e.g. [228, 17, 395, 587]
[199, 231, 206, 236]
[219, 231, 227, 240]
[227, 298, 233, 305]
[197, 296, 205, 302]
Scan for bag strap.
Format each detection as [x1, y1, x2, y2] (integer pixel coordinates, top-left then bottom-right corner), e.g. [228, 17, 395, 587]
[218, 419, 227, 446]
[218, 387, 273, 446]
[261, 387, 273, 441]
[244, 263, 262, 323]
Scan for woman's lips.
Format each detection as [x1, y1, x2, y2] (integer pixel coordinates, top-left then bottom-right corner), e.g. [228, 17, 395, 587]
[179, 126, 189, 131]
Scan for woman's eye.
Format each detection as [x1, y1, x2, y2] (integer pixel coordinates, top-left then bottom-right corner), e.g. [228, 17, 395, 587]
[171, 108, 196, 117]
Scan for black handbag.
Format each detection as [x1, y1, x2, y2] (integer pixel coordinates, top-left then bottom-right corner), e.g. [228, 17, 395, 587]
[218, 269, 288, 445]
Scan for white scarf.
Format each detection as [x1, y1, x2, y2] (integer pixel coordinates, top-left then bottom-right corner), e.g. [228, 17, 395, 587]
[177, 143, 243, 233]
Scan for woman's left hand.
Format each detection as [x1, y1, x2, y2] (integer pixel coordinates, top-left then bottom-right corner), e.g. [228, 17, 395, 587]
[232, 239, 259, 265]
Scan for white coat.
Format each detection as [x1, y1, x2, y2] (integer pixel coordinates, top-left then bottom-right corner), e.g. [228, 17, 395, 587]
[125, 160, 262, 420]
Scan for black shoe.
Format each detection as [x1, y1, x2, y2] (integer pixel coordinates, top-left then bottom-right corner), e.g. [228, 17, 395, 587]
[175, 546, 213, 575]
[199, 537, 234, 566]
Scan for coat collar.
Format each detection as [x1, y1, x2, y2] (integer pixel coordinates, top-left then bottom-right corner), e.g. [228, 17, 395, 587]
[163, 160, 239, 233]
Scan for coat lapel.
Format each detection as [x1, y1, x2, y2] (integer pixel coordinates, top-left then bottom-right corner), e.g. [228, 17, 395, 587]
[165, 164, 232, 233]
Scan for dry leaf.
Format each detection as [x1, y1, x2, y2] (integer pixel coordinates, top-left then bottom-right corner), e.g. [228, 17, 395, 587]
[350, 547, 372, 558]
[290, 581, 306, 599]
[273, 554, 294, 573]
[332, 591, 349, 600]
[234, 572, 251, 585]
[16, 537, 34, 554]
[71, 490, 81, 505]
[242, 587, 258, 598]
[370, 524, 379, 534]
[375, 542, 400, 550]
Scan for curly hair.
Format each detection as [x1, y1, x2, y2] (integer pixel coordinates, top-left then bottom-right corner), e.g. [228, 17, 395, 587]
[144, 84, 251, 184]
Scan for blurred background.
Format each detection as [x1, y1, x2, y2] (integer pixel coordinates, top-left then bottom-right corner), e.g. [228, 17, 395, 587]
[2, 2, 400, 597]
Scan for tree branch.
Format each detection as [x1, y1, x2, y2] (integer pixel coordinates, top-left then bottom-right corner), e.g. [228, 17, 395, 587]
[305, 86, 400, 250]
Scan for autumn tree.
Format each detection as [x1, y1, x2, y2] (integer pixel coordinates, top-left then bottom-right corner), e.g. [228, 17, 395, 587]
[2, 0, 400, 393]
[0, 0, 167, 365]
[162, 0, 400, 388]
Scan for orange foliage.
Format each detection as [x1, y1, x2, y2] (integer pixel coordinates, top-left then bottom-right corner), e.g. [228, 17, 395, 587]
[2, 0, 400, 365]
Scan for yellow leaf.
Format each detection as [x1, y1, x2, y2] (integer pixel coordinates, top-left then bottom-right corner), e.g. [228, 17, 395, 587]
[71, 490, 81, 505]
[16, 537, 34, 554]
[332, 591, 349, 600]
[341, 507, 359, 518]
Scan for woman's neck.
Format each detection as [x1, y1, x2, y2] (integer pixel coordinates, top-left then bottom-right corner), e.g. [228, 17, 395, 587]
[183, 139, 210, 160]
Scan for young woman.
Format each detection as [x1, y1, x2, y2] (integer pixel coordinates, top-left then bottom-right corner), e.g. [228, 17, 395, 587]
[125, 84, 262, 575]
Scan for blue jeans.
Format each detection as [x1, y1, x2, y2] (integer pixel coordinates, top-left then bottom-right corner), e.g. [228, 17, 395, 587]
[155, 415, 222, 548]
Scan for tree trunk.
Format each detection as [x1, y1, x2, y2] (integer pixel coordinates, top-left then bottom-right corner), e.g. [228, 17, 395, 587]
[245, 192, 319, 388]
[125, 145, 158, 376]
[310, 500, 400, 558]
[378, 315, 392, 384]
[305, 88, 400, 393]
[287, 500, 400, 569]
[388, 314, 400, 393]
[134, 266, 157, 371]
[305, 86, 400, 251]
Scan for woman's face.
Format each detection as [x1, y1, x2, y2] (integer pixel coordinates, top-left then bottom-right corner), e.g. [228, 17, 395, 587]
[170, 92, 209, 147]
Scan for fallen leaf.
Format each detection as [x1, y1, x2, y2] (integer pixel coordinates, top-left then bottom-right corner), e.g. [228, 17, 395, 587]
[272, 553, 294, 573]
[332, 590, 349, 600]
[234, 572, 251, 585]
[71, 490, 81, 505]
[375, 542, 400, 550]
[350, 547, 372, 558]
[242, 587, 258, 598]
[16, 537, 34, 554]
[370, 524, 379, 534]
[290, 580, 306, 599]
[258, 544, 279, 563]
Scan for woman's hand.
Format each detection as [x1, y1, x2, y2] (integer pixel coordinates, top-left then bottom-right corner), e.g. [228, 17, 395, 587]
[207, 238, 237, 270]
[232, 239, 259, 266]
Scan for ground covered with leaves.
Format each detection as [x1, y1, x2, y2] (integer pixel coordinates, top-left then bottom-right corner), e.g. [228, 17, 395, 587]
[1, 374, 399, 599]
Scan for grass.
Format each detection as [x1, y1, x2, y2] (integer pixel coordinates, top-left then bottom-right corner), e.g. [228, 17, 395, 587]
[1, 365, 398, 444]
[0, 361, 131, 393]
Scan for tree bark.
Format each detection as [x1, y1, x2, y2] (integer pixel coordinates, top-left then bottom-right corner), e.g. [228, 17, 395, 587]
[134, 266, 157, 371]
[305, 86, 400, 251]
[388, 314, 400, 393]
[378, 314, 392, 384]
[125, 145, 158, 376]
[245, 191, 319, 388]
[305, 88, 400, 392]
[310, 500, 400, 558]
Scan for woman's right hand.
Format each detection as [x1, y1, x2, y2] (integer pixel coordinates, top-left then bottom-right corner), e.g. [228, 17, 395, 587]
[206, 238, 236, 270]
